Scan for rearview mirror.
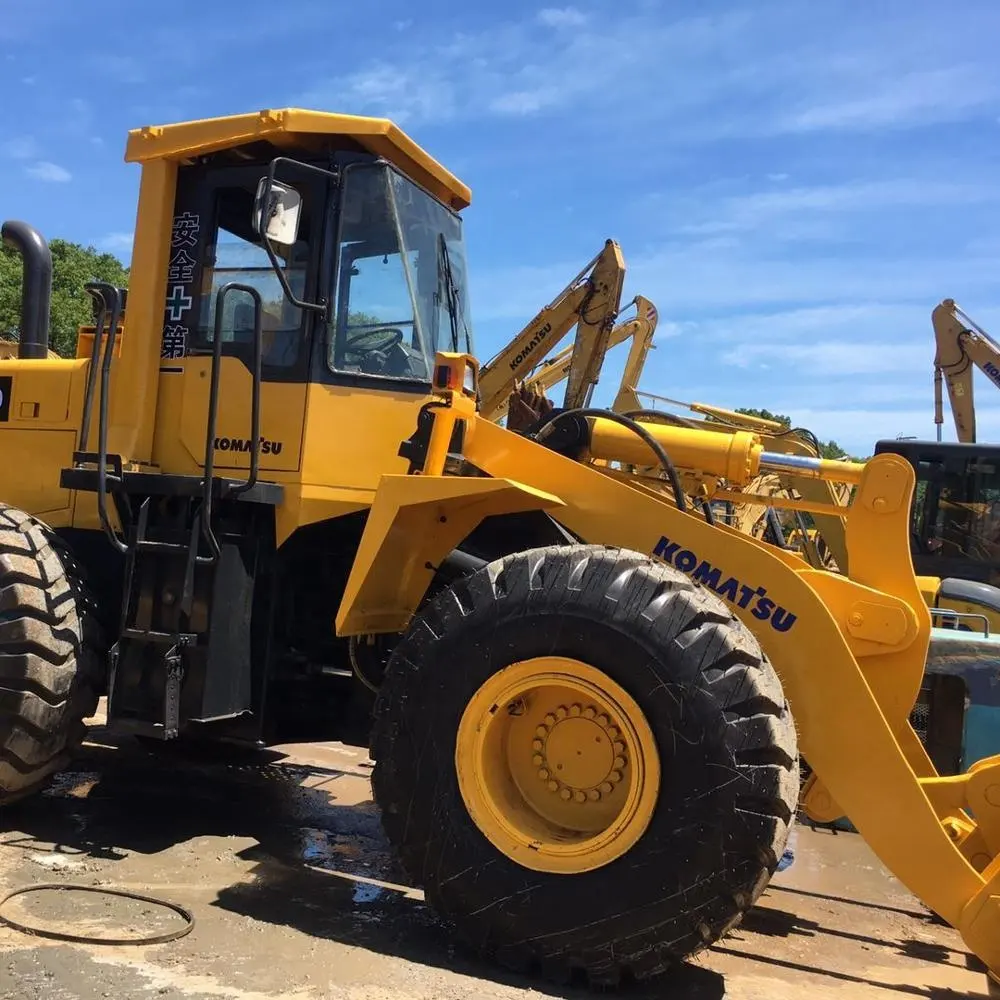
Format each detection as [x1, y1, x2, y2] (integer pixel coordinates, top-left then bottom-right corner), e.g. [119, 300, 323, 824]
[253, 178, 302, 246]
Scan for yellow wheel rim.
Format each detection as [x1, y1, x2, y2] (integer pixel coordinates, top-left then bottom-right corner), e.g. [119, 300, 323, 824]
[455, 656, 661, 874]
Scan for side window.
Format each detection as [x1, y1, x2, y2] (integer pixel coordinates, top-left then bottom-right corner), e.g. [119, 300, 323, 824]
[196, 185, 310, 369]
[343, 250, 418, 338]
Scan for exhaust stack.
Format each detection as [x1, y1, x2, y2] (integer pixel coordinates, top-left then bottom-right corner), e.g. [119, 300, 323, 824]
[1, 220, 52, 360]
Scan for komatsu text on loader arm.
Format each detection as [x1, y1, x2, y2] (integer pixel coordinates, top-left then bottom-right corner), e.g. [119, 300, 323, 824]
[2, 108, 1000, 993]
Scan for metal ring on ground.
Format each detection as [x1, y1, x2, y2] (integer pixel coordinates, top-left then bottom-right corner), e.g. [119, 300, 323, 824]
[0, 883, 195, 945]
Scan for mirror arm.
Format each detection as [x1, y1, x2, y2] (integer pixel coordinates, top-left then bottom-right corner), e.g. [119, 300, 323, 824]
[256, 156, 339, 321]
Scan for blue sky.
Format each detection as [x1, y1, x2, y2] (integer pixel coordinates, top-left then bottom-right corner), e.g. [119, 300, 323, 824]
[4, 0, 1000, 455]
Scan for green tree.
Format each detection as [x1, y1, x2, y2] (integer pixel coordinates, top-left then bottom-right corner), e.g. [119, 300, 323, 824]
[731, 407, 867, 462]
[734, 406, 791, 427]
[0, 239, 130, 357]
[820, 439, 848, 460]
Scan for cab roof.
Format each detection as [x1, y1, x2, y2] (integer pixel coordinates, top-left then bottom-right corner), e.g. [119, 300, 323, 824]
[124, 108, 471, 211]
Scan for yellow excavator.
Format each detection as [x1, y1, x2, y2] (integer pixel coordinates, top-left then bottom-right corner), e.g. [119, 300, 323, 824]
[477, 239, 625, 421]
[934, 297, 1000, 444]
[505, 294, 660, 418]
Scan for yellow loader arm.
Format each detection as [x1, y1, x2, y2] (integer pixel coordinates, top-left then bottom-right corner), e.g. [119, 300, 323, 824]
[338, 372, 1000, 978]
[933, 297, 1000, 443]
[477, 240, 625, 420]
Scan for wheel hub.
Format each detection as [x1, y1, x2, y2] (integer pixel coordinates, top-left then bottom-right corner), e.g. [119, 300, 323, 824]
[455, 657, 661, 875]
[533, 704, 627, 801]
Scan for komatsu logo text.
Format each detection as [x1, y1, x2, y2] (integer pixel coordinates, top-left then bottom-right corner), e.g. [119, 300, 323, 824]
[652, 535, 798, 632]
[984, 361, 1000, 388]
[213, 436, 283, 455]
[508, 323, 553, 371]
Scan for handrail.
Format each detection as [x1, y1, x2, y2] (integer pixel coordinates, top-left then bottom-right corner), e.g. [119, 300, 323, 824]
[200, 283, 263, 562]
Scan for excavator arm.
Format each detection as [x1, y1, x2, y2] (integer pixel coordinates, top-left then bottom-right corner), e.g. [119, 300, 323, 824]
[933, 298, 1000, 443]
[477, 240, 625, 420]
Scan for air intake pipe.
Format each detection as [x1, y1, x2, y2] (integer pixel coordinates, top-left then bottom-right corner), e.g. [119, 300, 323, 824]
[1, 220, 52, 360]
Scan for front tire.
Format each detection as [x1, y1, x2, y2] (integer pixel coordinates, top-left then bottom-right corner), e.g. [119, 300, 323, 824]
[370, 544, 798, 985]
[0, 506, 101, 804]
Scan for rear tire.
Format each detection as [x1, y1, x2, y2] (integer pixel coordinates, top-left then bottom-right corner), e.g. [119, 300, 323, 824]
[0, 505, 102, 804]
[371, 544, 798, 985]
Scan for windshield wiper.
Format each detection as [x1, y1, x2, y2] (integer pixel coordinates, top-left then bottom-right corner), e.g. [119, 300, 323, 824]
[438, 233, 468, 353]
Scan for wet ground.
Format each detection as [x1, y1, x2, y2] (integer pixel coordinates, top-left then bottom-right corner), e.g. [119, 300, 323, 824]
[0, 706, 990, 1000]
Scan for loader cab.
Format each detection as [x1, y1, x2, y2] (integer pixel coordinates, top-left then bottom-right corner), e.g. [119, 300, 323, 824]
[119, 111, 474, 489]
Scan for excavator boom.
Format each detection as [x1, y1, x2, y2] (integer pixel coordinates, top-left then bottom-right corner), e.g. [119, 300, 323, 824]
[477, 240, 625, 420]
[491, 296, 659, 421]
[933, 298, 1000, 443]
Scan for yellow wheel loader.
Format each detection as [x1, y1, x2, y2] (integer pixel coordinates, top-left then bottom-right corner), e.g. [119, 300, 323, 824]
[2, 109, 1000, 990]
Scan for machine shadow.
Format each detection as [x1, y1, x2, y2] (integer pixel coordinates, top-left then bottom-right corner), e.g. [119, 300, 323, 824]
[0, 730, 726, 999]
[719, 903, 985, 997]
[213, 848, 725, 999]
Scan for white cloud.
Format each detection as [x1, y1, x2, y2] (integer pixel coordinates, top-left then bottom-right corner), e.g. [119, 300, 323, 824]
[2, 136, 38, 160]
[537, 7, 588, 28]
[780, 68, 998, 134]
[25, 161, 71, 183]
[298, 5, 1000, 136]
[489, 89, 557, 116]
[93, 55, 146, 84]
[99, 232, 134, 252]
[666, 178, 1000, 239]
[303, 62, 453, 125]
[720, 339, 921, 377]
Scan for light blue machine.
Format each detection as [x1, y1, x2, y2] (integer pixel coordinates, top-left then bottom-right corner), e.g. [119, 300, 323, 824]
[793, 623, 1000, 844]
[923, 624, 1000, 771]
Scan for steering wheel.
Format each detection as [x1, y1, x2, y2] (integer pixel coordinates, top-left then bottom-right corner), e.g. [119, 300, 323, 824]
[344, 326, 404, 360]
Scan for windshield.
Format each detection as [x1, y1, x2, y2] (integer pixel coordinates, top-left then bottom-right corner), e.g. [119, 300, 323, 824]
[329, 163, 473, 382]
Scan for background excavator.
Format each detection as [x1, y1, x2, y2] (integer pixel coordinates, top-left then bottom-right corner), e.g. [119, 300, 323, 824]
[867, 299, 1000, 620]
[477, 239, 625, 421]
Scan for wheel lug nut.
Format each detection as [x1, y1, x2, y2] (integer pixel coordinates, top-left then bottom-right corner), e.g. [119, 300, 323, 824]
[544, 713, 556, 726]
[538, 769, 549, 780]
[596, 715, 609, 728]
[583, 706, 595, 720]
[535, 726, 548, 738]
[532, 754, 543, 766]
[599, 782, 613, 795]
[613, 742, 625, 755]
[569, 704, 582, 717]
[547, 780, 559, 792]
[607, 727, 619, 739]
[613, 756, 625, 769]
[574, 791, 586, 803]
[609, 771, 622, 783]
[588, 789, 601, 801]
[560, 788, 571, 801]
[556, 706, 568, 720]
[532, 739, 543, 751]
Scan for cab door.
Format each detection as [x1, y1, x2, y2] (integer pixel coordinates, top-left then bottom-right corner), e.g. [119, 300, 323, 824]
[153, 160, 327, 477]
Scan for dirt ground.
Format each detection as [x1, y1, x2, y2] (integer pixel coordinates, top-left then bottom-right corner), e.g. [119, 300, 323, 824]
[0, 706, 991, 1000]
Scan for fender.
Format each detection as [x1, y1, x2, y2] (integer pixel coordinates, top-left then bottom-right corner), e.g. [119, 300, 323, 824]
[335, 474, 563, 636]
